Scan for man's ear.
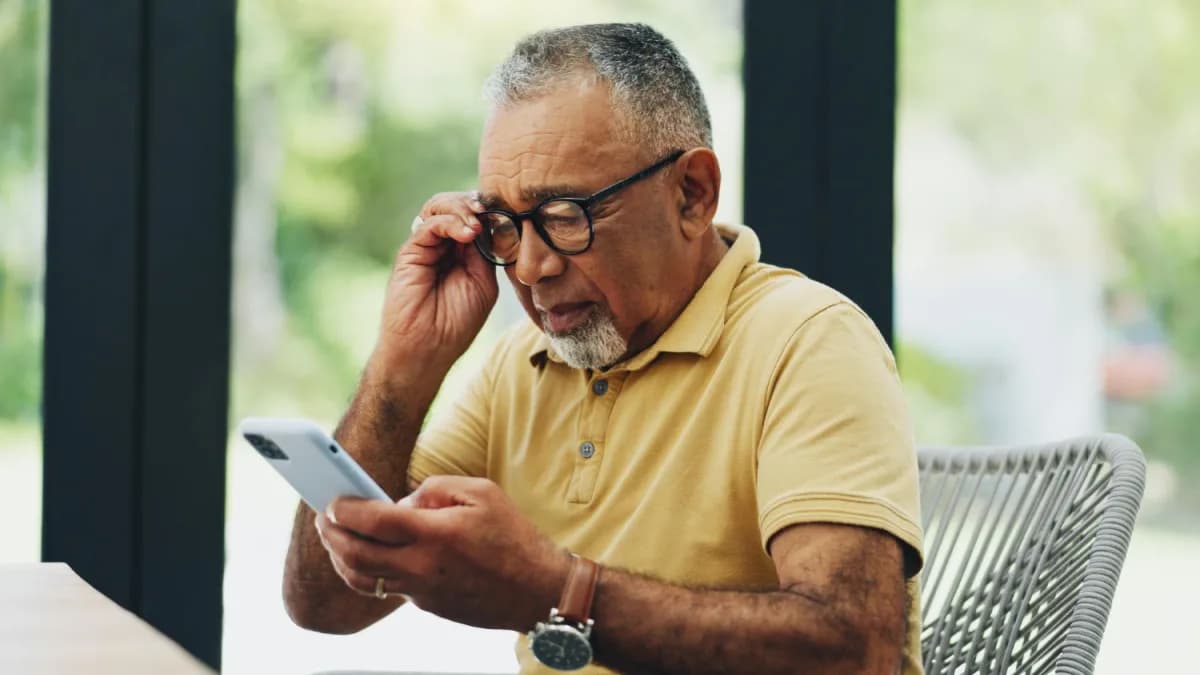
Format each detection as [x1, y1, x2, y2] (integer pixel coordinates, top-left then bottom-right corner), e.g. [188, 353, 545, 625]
[675, 148, 721, 240]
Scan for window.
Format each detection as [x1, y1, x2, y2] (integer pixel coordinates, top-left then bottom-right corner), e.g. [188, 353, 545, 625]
[0, 0, 47, 564]
[897, 2, 1200, 671]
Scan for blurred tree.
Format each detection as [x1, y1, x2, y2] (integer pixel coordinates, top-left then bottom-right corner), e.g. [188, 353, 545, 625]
[232, 0, 485, 417]
[0, 0, 45, 422]
[897, 341, 980, 445]
[900, 0, 1200, 517]
[0, 0, 41, 179]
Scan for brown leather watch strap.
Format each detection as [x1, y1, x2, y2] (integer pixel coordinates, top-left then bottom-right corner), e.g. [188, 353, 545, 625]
[556, 554, 599, 626]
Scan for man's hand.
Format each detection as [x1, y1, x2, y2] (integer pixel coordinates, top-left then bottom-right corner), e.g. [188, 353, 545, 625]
[315, 476, 571, 632]
[314, 478, 910, 674]
[374, 192, 499, 377]
[282, 191, 497, 634]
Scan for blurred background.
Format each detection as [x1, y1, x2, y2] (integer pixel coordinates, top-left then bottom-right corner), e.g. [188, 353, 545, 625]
[1, 0, 1197, 672]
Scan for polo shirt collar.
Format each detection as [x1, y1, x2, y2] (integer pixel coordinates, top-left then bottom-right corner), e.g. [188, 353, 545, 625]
[527, 223, 761, 370]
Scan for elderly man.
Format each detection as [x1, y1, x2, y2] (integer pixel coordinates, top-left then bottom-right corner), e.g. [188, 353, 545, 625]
[285, 23, 923, 675]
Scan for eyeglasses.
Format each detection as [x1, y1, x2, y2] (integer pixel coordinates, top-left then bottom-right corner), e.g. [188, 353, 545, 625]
[473, 149, 685, 266]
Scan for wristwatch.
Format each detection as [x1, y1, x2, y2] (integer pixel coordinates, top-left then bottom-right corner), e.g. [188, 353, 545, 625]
[528, 553, 599, 671]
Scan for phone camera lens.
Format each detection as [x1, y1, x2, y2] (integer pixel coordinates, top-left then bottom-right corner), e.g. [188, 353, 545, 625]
[328, 444, 339, 454]
[245, 433, 288, 460]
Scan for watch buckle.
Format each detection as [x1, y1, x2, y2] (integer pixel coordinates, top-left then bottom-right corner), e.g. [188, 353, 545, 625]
[547, 607, 594, 638]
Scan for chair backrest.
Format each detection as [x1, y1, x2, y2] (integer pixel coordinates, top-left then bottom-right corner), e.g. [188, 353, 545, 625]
[917, 434, 1145, 674]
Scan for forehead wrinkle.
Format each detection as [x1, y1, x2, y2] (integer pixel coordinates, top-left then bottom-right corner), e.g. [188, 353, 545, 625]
[478, 97, 627, 210]
[479, 183, 587, 211]
[478, 142, 590, 211]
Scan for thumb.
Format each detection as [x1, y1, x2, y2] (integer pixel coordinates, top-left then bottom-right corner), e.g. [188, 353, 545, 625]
[461, 240, 499, 295]
[400, 475, 477, 510]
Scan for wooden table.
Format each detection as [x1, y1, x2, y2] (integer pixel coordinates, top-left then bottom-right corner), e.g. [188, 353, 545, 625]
[0, 563, 215, 674]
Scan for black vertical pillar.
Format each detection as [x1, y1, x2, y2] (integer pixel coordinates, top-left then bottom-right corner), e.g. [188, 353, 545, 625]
[743, 1, 896, 345]
[43, 0, 234, 669]
[44, 0, 145, 611]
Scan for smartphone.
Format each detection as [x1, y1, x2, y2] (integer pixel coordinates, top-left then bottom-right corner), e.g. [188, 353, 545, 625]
[238, 417, 391, 513]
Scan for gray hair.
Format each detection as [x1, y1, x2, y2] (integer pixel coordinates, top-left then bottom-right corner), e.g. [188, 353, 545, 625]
[483, 23, 712, 156]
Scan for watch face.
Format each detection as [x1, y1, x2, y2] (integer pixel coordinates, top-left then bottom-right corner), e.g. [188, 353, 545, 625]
[531, 624, 593, 670]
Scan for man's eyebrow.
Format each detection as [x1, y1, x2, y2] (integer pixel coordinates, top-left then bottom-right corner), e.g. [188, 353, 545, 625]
[478, 184, 588, 211]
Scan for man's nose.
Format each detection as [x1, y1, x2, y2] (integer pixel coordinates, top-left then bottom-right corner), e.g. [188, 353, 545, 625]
[513, 219, 566, 287]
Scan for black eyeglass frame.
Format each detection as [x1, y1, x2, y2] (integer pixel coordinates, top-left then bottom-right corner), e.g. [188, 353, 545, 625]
[473, 149, 686, 266]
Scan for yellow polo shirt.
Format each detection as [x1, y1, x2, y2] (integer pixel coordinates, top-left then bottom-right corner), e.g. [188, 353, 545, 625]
[409, 224, 924, 674]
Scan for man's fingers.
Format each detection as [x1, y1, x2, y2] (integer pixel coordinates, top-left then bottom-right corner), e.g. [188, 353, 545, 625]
[329, 552, 424, 601]
[316, 513, 444, 597]
[423, 190, 485, 215]
[319, 519, 412, 578]
[462, 237, 499, 288]
[395, 215, 477, 270]
[409, 213, 479, 247]
[420, 192, 485, 233]
[326, 548, 396, 598]
[327, 497, 440, 544]
[420, 475, 498, 505]
[394, 191, 491, 272]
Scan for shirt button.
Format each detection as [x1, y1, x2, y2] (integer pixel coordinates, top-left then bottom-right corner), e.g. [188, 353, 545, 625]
[579, 441, 596, 459]
[592, 379, 608, 396]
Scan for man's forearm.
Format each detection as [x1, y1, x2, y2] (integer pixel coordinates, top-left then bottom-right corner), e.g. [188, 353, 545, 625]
[589, 567, 904, 675]
[282, 357, 442, 633]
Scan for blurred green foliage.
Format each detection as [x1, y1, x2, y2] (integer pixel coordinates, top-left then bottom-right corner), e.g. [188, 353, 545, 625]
[896, 0, 1200, 519]
[0, 1, 42, 178]
[231, 0, 487, 417]
[1113, 213, 1200, 516]
[0, 0, 43, 421]
[896, 341, 979, 445]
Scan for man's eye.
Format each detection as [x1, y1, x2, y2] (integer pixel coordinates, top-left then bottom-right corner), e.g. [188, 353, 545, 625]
[588, 201, 615, 218]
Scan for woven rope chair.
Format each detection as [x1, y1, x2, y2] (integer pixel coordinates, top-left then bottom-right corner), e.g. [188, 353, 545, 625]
[917, 434, 1145, 674]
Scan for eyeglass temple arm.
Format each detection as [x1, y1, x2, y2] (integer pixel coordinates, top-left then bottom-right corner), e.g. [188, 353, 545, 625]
[584, 150, 686, 205]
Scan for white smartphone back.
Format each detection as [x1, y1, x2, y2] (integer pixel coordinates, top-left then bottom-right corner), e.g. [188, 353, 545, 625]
[238, 417, 391, 513]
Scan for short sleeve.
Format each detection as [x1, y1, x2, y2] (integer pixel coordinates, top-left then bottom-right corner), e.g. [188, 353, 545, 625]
[408, 345, 500, 485]
[756, 302, 924, 576]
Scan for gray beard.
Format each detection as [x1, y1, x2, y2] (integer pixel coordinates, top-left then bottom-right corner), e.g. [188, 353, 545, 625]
[545, 306, 628, 370]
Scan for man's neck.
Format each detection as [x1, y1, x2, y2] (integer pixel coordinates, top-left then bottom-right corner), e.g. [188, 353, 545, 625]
[612, 227, 730, 366]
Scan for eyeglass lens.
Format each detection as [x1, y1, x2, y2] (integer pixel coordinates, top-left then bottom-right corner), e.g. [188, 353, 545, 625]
[477, 199, 590, 263]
